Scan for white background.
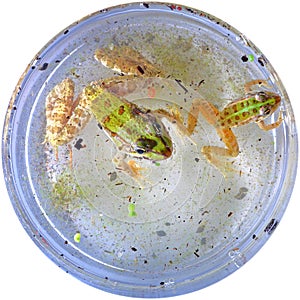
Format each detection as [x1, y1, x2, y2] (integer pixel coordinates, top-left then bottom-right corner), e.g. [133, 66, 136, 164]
[0, 1, 299, 299]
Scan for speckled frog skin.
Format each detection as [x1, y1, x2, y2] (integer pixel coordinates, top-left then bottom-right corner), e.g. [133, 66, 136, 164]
[45, 46, 189, 179]
[44, 46, 282, 177]
[198, 79, 282, 174]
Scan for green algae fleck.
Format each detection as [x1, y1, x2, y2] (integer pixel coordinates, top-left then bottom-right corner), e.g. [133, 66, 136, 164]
[128, 203, 137, 217]
[52, 172, 84, 209]
[74, 232, 81, 243]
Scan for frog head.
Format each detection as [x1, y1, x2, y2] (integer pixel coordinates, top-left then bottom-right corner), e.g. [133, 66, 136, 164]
[255, 91, 281, 118]
[125, 114, 173, 161]
[132, 134, 173, 161]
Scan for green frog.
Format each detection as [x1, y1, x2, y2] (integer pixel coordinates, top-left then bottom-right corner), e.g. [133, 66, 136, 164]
[45, 46, 199, 179]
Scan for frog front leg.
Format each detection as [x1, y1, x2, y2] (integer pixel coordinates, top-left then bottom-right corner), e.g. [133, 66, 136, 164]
[197, 99, 239, 175]
[244, 79, 269, 93]
[257, 112, 283, 131]
[113, 152, 144, 180]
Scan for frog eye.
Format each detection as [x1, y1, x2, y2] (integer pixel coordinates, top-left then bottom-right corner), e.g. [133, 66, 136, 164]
[259, 106, 271, 116]
[135, 148, 145, 155]
[136, 149, 145, 155]
[255, 92, 267, 101]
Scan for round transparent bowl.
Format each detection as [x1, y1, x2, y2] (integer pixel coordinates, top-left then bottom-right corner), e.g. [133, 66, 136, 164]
[2, 2, 297, 298]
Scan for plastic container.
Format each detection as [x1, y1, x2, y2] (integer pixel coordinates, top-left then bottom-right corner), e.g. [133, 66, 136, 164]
[2, 2, 297, 298]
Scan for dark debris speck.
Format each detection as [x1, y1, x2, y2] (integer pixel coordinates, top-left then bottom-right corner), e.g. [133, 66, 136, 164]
[38, 62, 49, 71]
[74, 138, 85, 150]
[156, 230, 167, 237]
[258, 56, 265, 67]
[109, 172, 117, 182]
[196, 225, 205, 233]
[264, 219, 279, 235]
[234, 187, 249, 200]
[194, 249, 200, 257]
[186, 8, 195, 14]
[198, 79, 205, 87]
[241, 55, 248, 62]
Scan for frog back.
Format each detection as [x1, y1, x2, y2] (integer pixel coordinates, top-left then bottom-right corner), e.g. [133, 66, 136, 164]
[219, 96, 264, 128]
[88, 86, 136, 130]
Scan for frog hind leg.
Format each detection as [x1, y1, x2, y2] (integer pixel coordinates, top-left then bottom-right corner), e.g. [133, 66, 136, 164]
[201, 127, 239, 176]
[44, 78, 75, 147]
[44, 78, 76, 160]
[198, 100, 239, 176]
[186, 98, 206, 135]
[152, 98, 206, 144]
[45, 80, 93, 168]
[153, 107, 191, 140]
